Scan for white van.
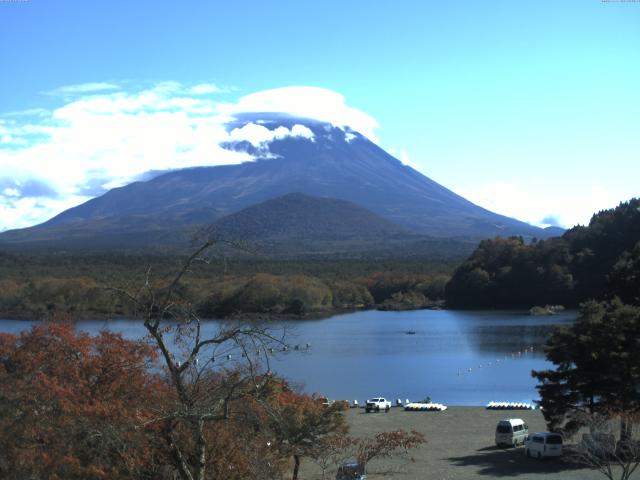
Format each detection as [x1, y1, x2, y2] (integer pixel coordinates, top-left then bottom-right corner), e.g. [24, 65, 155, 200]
[495, 418, 529, 447]
[525, 432, 563, 458]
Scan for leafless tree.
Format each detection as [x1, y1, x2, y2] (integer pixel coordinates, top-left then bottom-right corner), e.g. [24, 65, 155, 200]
[354, 429, 426, 468]
[307, 428, 426, 480]
[309, 434, 356, 480]
[111, 239, 287, 480]
[571, 410, 640, 480]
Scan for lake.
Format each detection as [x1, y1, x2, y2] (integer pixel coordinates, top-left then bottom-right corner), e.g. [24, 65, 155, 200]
[0, 309, 574, 406]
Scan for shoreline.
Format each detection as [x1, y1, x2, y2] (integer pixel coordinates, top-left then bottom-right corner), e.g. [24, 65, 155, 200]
[0, 303, 448, 322]
[0, 303, 571, 323]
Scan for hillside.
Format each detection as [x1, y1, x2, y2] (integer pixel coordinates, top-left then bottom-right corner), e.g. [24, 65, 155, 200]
[444, 198, 640, 308]
[0, 114, 558, 253]
[213, 192, 406, 241]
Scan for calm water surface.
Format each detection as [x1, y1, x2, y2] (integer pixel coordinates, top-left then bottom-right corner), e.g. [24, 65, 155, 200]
[0, 309, 574, 406]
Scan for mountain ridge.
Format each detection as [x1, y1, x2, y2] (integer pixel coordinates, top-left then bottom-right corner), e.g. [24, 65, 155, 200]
[0, 114, 561, 253]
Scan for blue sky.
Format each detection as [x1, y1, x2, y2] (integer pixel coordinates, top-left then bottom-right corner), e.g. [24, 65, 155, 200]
[1, 0, 639, 231]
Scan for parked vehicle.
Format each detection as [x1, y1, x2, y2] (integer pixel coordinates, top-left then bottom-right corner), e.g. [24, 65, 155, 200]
[336, 461, 366, 480]
[525, 432, 563, 458]
[365, 397, 391, 413]
[320, 396, 334, 407]
[495, 418, 529, 447]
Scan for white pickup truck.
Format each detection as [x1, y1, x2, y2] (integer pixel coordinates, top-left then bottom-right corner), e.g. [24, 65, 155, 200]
[365, 397, 391, 413]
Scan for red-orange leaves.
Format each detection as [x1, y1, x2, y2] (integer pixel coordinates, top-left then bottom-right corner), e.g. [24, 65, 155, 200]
[0, 322, 165, 480]
[355, 429, 426, 465]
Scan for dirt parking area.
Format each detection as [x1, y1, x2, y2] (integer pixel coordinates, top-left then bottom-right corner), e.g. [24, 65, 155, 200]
[300, 407, 618, 480]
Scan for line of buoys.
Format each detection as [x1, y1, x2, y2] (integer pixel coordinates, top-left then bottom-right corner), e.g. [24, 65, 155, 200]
[270, 344, 311, 353]
[404, 402, 448, 412]
[458, 346, 536, 376]
[486, 401, 534, 410]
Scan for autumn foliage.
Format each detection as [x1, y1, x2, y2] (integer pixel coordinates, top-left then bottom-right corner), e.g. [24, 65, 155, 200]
[0, 322, 166, 479]
[0, 322, 427, 479]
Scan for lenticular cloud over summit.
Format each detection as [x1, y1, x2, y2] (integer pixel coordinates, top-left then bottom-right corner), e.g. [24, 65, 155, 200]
[0, 83, 380, 230]
[222, 87, 380, 142]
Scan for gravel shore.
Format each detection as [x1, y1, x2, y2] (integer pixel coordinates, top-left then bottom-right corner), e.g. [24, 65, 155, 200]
[300, 406, 614, 480]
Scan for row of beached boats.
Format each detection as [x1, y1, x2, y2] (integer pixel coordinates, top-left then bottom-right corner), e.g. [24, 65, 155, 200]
[345, 400, 533, 411]
[486, 401, 535, 410]
[404, 402, 448, 411]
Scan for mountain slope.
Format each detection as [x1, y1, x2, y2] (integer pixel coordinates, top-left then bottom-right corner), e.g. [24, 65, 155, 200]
[0, 114, 557, 252]
[208, 192, 474, 259]
[212, 192, 406, 241]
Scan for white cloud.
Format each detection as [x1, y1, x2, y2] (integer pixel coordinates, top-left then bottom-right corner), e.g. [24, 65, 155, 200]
[221, 86, 380, 142]
[290, 124, 314, 140]
[190, 83, 222, 95]
[229, 123, 315, 148]
[457, 181, 623, 229]
[0, 195, 88, 232]
[399, 148, 424, 172]
[2, 108, 50, 118]
[48, 82, 121, 95]
[1, 82, 367, 230]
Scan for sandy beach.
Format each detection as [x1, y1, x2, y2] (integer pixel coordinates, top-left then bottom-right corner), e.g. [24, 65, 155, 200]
[299, 406, 616, 480]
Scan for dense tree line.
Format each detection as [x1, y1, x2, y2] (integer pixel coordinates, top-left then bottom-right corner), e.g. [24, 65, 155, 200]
[0, 254, 453, 319]
[0, 239, 426, 479]
[445, 198, 640, 308]
[520, 200, 640, 479]
[533, 299, 640, 434]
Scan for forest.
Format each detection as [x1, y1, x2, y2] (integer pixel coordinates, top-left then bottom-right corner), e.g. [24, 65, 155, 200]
[0, 242, 427, 480]
[0, 252, 454, 320]
[2, 198, 639, 319]
[445, 198, 640, 309]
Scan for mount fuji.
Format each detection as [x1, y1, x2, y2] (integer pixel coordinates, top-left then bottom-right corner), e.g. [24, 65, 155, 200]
[0, 113, 560, 253]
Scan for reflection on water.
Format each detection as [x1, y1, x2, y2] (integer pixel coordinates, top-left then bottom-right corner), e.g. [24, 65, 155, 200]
[270, 309, 575, 405]
[0, 309, 575, 406]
